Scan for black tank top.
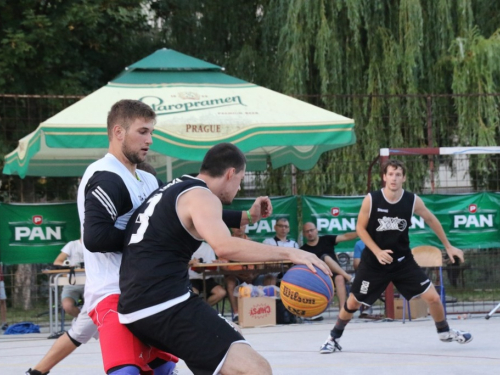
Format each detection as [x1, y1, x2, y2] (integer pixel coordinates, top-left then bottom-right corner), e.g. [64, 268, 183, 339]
[118, 175, 208, 314]
[362, 189, 415, 268]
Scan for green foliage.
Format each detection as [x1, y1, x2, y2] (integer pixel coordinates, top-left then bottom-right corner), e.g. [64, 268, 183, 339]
[0, 0, 160, 94]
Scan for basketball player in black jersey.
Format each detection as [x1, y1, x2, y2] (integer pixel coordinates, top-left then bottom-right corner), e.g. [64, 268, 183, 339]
[118, 143, 331, 375]
[320, 159, 472, 354]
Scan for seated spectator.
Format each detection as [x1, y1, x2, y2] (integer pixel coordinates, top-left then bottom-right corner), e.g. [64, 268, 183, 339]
[53, 239, 84, 318]
[261, 218, 299, 285]
[188, 242, 227, 307]
[301, 222, 357, 309]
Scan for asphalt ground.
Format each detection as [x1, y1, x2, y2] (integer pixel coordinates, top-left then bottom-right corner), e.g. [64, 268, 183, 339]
[1, 311, 498, 375]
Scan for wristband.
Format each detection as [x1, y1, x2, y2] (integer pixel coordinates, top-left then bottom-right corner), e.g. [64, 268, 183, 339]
[246, 210, 253, 225]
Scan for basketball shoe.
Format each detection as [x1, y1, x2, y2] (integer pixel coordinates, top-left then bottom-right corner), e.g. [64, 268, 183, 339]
[25, 369, 48, 375]
[319, 336, 342, 354]
[438, 328, 473, 344]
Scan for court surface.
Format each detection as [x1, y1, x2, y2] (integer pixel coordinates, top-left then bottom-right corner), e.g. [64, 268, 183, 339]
[1, 313, 498, 374]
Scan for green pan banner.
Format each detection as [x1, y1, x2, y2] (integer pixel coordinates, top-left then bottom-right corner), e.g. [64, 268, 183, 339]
[224, 196, 298, 243]
[412, 193, 500, 249]
[0, 203, 80, 264]
[302, 195, 362, 251]
[302, 193, 500, 251]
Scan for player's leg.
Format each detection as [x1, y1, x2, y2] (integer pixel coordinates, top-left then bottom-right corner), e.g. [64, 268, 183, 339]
[26, 302, 98, 374]
[394, 259, 472, 344]
[220, 343, 271, 375]
[26, 334, 78, 375]
[127, 293, 263, 375]
[320, 263, 388, 354]
[90, 295, 177, 375]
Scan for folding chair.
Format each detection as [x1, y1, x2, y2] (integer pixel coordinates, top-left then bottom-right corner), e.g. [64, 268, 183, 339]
[402, 245, 446, 323]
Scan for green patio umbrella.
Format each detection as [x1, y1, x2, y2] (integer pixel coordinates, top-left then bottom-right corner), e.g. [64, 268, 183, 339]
[3, 49, 355, 181]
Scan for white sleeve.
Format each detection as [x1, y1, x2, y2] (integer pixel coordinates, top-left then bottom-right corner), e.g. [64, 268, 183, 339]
[262, 238, 275, 246]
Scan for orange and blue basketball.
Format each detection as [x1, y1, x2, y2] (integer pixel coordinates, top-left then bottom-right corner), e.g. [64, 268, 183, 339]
[279, 265, 334, 317]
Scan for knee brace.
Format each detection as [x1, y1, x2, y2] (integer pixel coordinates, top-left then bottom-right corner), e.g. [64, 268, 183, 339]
[344, 302, 358, 314]
[108, 365, 140, 375]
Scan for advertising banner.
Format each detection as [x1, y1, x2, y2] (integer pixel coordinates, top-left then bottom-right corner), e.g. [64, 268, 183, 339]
[302, 192, 500, 251]
[224, 196, 298, 243]
[0, 203, 80, 264]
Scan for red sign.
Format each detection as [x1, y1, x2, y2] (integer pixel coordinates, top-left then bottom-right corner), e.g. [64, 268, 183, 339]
[32, 215, 43, 225]
[249, 303, 272, 319]
[468, 204, 477, 213]
[331, 207, 340, 217]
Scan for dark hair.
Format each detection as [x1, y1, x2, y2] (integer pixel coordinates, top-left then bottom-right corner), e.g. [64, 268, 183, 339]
[199, 143, 246, 177]
[137, 162, 157, 176]
[382, 159, 406, 176]
[107, 100, 156, 140]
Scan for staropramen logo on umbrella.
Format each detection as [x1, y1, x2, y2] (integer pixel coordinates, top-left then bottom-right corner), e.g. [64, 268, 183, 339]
[140, 94, 246, 116]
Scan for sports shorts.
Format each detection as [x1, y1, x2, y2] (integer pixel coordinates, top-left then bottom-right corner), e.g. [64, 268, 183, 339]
[61, 284, 84, 303]
[350, 256, 431, 306]
[0, 281, 6, 300]
[190, 278, 220, 294]
[88, 294, 178, 374]
[67, 302, 98, 345]
[126, 292, 248, 375]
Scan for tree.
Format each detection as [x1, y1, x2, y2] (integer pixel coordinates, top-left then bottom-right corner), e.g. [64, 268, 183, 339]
[0, 0, 161, 95]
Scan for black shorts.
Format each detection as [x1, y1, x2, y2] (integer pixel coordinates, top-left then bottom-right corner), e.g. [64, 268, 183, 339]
[126, 293, 247, 375]
[190, 278, 220, 294]
[350, 256, 431, 306]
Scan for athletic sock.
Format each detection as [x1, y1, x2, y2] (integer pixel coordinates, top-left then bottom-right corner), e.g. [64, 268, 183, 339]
[330, 317, 351, 339]
[435, 319, 450, 333]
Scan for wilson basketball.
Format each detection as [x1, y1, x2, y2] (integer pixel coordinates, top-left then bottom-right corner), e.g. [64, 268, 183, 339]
[280, 265, 334, 317]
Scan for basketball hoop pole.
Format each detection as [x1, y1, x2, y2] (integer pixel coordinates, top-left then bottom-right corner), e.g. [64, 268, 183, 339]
[485, 302, 500, 320]
[379, 150, 396, 319]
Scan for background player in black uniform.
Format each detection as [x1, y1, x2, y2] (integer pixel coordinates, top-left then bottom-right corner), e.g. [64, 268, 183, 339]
[118, 143, 331, 375]
[301, 222, 357, 309]
[319, 159, 472, 354]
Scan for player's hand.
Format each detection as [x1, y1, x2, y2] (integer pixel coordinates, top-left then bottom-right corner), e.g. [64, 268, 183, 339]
[445, 245, 464, 263]
[249, 196, 273, 222]
[289, 249, 332, 276]
[188, 258, 200, 266]
[375, 249, 393, 265]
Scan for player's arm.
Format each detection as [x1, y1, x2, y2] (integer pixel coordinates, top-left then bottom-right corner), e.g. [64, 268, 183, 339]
[356, 194, 393, 265]
[53, 252, 68, 266]
[413, 196, 464, 263]
[222, 196, 273, 228]
[178, 189, 331, 275]
[83, 172, 133, 253]
[335, 232, 358, 243]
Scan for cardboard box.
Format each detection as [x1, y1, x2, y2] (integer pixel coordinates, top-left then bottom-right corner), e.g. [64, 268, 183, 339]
[238, 297, 276, 328]
[394, 297, 428, 319]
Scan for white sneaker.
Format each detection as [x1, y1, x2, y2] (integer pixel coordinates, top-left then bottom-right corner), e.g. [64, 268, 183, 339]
[319, 336, 342, 354]
[439, 328, 473, 344]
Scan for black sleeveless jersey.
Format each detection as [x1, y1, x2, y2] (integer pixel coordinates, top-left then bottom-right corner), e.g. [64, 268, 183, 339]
[362, 189, 416, 268]
[118, 175, 207, 314]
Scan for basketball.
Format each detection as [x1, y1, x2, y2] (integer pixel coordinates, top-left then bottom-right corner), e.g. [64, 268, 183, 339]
[279, 265, 334, 317]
